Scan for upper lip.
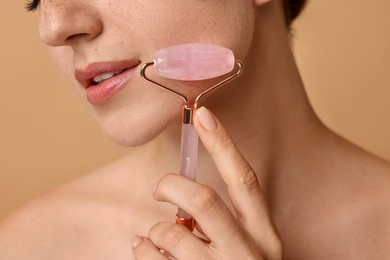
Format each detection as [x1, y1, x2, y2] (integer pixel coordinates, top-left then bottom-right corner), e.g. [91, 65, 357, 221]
[75, 59, 141, 88]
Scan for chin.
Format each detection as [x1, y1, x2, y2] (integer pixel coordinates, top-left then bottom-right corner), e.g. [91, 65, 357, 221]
[94, 104, 181, 147]
[101, 121, 166, 147]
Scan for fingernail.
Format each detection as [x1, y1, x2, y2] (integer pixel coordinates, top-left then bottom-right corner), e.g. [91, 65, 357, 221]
[131, 235, 143, 249]
[196, 107, 218, 131]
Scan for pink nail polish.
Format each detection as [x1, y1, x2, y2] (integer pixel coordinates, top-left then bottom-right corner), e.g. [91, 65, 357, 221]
[196, 107, 218, 131]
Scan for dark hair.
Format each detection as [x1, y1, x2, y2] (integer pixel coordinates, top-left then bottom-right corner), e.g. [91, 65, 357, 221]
[283, 0, 307, 26]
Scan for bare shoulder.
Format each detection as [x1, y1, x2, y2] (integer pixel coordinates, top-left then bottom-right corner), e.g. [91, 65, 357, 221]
[0, 154, 154, 260]
[354, 154, 390, 252]
[345, 154, 390, 259]
[315, 143, 390, 259]
[281, 136, 390, 259]
[325, 141, 390, 258]
[0, 196, 137, 259]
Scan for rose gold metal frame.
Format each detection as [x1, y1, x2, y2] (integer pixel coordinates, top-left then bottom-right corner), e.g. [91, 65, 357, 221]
[139, 59, 244, 235]
[140, 60, 243, 124]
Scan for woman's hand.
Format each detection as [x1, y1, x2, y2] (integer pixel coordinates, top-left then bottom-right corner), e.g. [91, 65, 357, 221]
[132, 107, 282, 260]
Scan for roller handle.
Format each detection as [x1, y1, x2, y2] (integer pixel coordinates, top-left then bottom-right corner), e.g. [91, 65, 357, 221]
[176, 122, 198, 231]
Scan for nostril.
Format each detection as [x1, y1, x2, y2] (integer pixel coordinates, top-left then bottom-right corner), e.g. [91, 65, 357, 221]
[66, 33, 91, 42]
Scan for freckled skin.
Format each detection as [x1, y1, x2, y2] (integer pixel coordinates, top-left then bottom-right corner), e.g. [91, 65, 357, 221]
[1, 1, 390, 259]
[40, 0, 255, 146]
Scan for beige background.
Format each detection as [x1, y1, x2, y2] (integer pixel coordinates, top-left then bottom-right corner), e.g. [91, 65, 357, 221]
[0, 0, 389, 218]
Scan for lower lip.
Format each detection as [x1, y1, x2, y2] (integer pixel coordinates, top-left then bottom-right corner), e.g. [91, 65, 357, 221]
[86, 66, 138, 105]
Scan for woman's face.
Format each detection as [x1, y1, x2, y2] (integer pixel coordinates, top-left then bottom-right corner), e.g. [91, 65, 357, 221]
[39, 0, 258, 146]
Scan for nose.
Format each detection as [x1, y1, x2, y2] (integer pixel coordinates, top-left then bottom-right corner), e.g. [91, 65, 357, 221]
[39, 1, 103, 47]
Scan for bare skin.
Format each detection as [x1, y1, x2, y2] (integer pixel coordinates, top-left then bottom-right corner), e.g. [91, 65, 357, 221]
[1, 0, 390, 259]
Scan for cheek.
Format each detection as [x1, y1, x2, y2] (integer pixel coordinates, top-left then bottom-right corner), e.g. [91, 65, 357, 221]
[131, 1, 256, 61]
[48, 47, 85, 95]
[48, 47, 72, 80]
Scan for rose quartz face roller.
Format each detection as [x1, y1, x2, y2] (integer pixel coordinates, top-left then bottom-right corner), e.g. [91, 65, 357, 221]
[140, 43, 243, 231]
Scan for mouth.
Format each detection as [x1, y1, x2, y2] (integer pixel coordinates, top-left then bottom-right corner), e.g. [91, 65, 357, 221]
[75, 60, 141, 105]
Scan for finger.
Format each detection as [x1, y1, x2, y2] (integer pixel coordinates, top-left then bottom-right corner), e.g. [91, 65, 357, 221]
[193, 107, 276, 242]
[153, 174, 245, 250]
[148, 221, 211, 259]
[132, 235, 169, 260]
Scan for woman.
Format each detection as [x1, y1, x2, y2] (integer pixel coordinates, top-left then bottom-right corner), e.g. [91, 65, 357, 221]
[0, 0, 389, 259]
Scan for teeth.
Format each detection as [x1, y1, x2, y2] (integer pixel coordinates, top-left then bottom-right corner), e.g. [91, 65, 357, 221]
[93, 70, 125, 84]
[93, 72, 115, 84]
